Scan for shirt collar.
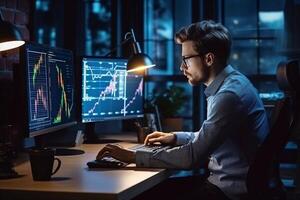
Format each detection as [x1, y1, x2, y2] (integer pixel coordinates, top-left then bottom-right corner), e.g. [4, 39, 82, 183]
[204, 65, 235, 97]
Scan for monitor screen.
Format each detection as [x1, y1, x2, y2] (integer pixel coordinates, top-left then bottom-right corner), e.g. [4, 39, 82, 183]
[19, 43, 77, 137]
[81, 57, 144, 123]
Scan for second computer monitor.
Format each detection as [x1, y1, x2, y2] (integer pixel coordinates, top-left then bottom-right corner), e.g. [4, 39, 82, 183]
[81, 57, 144, 123]
[18, 42, 77, 138]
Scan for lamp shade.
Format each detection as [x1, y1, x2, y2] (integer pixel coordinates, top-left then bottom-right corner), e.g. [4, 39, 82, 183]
[127, 53, 156, 73]
[126, 29, 155, 73]
[0, 20, 25, 52]
[103, 29, 155, 72]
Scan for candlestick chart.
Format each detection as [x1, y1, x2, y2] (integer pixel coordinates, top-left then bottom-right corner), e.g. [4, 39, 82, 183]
[27, 50, 50, 127]
[48, 53, 74, 125]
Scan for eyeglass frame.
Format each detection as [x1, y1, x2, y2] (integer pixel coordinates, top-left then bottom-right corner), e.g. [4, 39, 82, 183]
[182, 54, 202, 69]
[181, 40, 211, 68]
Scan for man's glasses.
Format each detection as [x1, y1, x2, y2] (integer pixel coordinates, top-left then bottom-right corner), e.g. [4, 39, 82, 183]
[182, 54, 201, 68]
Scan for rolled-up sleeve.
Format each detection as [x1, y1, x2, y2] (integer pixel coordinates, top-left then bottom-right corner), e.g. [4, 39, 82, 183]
[136, 92, 244, 169]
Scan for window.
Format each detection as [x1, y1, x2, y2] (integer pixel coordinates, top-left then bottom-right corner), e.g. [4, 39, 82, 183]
[82, 0, 112, 56]
[33, 0, 64, 47]
[144, 0, 174, 75]
[33, 0, 113, 56]
[223, 0, 287, 101]
[144, 0, 195, 131]
[224, 0, 286, 76]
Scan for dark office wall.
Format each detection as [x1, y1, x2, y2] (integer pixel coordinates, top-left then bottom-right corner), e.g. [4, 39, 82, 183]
[0, 0, 31, 145]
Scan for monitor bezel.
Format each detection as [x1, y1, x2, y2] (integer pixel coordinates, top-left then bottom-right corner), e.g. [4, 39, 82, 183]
[18, 42, 77, 138]
[80, 56, 144, 124]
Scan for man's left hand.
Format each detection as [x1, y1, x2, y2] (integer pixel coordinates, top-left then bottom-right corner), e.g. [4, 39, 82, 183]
[96, 144, 136, 163]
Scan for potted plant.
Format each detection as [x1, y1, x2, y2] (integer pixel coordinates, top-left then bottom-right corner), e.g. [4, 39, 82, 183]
[146, 85, 188, 132]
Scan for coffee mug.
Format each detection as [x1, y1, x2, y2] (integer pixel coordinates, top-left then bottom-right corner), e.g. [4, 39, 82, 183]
[28, 147, 61, 181]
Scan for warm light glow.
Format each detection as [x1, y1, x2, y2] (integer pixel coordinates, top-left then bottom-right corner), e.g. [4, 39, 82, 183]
[127, 64, 156, 73]
[0, 40, 25, 52]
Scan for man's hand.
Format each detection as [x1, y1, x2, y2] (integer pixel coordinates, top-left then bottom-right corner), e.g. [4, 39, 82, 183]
[96, 144, 136, 163]
[144, 131, 176, 145]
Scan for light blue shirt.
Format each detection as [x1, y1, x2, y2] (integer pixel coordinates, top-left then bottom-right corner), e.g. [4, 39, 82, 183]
[136, 65, 269, 200]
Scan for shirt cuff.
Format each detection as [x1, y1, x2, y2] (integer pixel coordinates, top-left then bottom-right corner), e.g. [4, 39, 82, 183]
[135, 150, 152, 167]
[174, 132, 190, 145]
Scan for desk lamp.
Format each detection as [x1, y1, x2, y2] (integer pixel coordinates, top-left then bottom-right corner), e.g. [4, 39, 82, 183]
[104, 29, 155, 73]
[0, 12, 25, 52]
[0, 9, 25, 179]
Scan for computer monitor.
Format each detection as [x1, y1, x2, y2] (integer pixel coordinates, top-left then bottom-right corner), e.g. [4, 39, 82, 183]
[81, 57, 144, 123]
[18, 43, 77, 138]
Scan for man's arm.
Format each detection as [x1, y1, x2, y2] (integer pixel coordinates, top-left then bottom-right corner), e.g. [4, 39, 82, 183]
[143, 131, 198, 146]
[136, 92, 245, 169]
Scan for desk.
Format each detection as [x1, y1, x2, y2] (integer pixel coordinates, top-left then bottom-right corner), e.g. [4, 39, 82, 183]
[0, 143, 171, 200]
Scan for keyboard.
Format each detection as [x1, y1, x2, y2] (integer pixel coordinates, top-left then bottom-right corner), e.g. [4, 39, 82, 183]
[87, 144, 171, 169]
[129, 144, 171, 152]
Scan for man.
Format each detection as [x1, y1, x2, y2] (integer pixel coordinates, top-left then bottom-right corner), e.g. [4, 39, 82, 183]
[97, 20, 269, 200]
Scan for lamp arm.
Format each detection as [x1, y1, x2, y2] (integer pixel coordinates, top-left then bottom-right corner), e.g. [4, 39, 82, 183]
[103, 37, 131, 57]
[103, 29, 142, 58]
[128, 29, 141, 54]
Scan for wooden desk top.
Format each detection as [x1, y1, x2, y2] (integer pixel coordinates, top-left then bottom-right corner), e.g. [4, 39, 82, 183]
[0, 143, 171, 200]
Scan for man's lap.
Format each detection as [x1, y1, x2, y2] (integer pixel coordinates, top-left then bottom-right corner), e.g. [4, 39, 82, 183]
[133, 175, 230, 200]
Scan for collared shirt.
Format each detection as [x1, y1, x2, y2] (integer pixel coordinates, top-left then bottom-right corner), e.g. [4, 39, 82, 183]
[136, 65, 269, 200]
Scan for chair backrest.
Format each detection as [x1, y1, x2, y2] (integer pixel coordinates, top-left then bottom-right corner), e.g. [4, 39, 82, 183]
[246, 60, 300, 199]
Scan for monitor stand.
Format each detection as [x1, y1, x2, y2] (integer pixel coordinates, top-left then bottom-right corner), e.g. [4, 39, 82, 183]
[84, 123, 122, 144]
[34, 132, 85, 156]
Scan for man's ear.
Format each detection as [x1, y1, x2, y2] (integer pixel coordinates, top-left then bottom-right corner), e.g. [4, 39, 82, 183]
[205, 53, 215, 67]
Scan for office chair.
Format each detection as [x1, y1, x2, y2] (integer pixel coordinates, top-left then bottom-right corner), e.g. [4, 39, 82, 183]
[246, 60, 300, 200]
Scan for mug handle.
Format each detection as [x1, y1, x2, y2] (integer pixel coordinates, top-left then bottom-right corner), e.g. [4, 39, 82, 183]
[52, 157, 61, 175]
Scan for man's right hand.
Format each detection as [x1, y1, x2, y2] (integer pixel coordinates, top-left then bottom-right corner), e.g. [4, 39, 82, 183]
[144, 131, 176, 145]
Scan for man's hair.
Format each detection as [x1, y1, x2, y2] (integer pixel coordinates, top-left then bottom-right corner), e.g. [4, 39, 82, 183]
[175, 20, 232, 66]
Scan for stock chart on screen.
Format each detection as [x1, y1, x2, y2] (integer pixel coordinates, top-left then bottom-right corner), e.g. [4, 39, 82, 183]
[82, 58, 143, 123]
[48, 50, 74, 125]
[28, 51, 50, 125]
[26, 45, 75, 133]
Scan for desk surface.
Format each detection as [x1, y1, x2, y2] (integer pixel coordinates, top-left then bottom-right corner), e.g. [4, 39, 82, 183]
[0, 143, 171, 200]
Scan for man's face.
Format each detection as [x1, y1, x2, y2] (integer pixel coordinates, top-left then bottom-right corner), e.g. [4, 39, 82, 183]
[180, 41, 209, 85]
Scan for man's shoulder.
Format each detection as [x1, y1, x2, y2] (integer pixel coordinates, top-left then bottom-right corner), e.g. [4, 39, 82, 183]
[218, 71, 254, 96]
